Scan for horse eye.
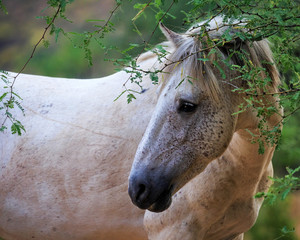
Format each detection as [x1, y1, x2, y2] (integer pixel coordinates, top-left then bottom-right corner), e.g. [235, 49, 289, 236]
[178, 101, 198, 113]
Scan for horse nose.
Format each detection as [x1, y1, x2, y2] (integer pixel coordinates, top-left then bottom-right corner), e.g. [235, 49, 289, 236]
[128, 175, 152, 209]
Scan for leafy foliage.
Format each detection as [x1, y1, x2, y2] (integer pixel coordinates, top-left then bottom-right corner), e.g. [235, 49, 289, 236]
[0, 70, 25, 135]
[246, 198, 297, 240]
[100, 1, 299, 161]
[0, 0, 74, 134]
[255, 166, 300, 204]
[0, 0, 7, 14]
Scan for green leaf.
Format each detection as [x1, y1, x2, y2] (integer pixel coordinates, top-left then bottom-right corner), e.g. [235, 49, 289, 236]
[11, 122, 22, 135]
[150, 72, 159, 85]
[0, 0, 8, 14]
[114, 90, 126, 102]
[281, 226, 295, 235]
[197, 58, 210, 62]
[208, 48, 217, 56]
[0, 125, 7, 132]
[254, 192, 267, 198]
[156, 44, 167, 54]
[175, 78, 185, 89]
[54, 27, 63, 42]
[0, 92, 8, 102]
[258, 139, 265, 154]
[43, 39, 50, 48]
[213, 61, 226, 79]
[115, 0, 122, 5]
[127, 93, 136, 103]
[154, 0, 162, 6]
[281, 188, 291, 200]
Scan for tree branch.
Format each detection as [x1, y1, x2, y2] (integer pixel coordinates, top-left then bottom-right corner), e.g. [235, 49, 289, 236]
[1, 4, 62, 130]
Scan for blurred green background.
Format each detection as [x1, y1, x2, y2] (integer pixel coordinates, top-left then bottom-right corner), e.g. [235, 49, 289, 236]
[0, 0, 299, 239]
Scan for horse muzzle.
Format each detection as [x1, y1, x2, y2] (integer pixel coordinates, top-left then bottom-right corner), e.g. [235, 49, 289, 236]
[128, 172, 174, 213]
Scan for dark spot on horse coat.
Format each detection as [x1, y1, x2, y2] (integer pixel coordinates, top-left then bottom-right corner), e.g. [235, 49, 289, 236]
[40, 103, 53, 114]
[40, 110, 49, 115]
[200, 202, 209, 210]
[41, 103, 53, 108]
[141, 88, 148, 94]
[203, 152, 209, 157]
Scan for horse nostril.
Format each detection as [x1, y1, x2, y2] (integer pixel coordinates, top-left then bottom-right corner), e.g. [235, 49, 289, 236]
[136, 183, 146, 202]
[128, 176, 152, 209]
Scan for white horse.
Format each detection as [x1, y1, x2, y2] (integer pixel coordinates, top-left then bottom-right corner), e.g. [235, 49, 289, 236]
[0, 17, 281, 240]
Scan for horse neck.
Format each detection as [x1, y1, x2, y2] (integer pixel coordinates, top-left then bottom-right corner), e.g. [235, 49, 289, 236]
[227, 129, 274, 172]
[225, 94, 282, 191]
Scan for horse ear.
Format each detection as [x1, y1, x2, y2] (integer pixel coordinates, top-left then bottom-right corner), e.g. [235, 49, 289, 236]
[159, 22, 184, 48]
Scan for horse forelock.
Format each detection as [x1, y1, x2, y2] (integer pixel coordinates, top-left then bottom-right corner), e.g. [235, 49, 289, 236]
[157, 16, 280, 100]
[161, 37, 222, 103]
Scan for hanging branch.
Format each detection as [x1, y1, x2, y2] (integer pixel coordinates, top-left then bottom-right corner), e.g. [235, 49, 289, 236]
[1, 4, 62, 134]
[122, 0, 177, 91]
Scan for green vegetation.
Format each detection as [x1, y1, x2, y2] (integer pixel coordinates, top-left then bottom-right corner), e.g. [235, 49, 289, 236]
[247, 198, 297, 240]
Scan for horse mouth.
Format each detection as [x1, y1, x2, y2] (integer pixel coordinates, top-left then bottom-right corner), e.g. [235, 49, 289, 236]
[128, 174, 175, 213]
[147, 187, 173, 213]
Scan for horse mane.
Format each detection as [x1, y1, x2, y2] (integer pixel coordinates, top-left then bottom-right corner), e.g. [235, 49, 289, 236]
[160, 16, 280, 102]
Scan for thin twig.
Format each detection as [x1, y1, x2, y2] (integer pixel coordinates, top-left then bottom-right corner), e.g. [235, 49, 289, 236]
[283, 105, 300, 119]
[1, 4, 62, 129]
[246, 88, 300, 97]
[94, 2, 122, 35]
[123, 0, 176, 87]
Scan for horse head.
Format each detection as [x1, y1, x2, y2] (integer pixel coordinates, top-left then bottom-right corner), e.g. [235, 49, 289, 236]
[128, 17, 279, 213]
